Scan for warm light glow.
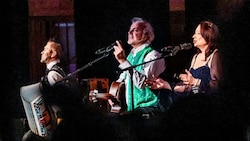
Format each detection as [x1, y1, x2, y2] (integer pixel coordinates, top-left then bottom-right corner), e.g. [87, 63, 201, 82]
[169, 0, 185, 11]
[28, 0, 74, 16]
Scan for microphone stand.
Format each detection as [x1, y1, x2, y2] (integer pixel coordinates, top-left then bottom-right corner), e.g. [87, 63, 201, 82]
[121, 52, 175, 72]
[128, 68, 134, 111]
[120, 51, 175, 112]
[57, 52, 110, 83]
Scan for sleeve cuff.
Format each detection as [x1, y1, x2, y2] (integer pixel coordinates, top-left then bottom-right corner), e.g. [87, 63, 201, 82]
[119, 60, 131, 70]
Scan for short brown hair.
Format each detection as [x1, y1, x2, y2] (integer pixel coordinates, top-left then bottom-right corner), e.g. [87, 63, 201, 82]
[48, 39, 63, 59]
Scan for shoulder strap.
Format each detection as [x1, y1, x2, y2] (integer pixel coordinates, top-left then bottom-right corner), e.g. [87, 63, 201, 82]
[207, 49, 218, 68]
[190, 53, 198, 69]
[50, 65, 66, 77]
[41, 64, 66, 88]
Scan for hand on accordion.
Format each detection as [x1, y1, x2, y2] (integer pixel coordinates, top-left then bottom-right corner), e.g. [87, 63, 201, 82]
[39, 110, 51, 126]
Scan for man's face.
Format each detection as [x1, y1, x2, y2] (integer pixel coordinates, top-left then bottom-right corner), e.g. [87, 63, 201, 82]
[127, 22, 147, 47]
[40, 42, 53, 64]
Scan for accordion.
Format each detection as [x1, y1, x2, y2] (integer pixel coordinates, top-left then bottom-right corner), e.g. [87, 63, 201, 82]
[20, 82, 57, 137]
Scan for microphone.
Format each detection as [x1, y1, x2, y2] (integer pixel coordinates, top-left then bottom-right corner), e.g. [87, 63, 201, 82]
[161, 43, 192, 52]
[173, 73, 180, 80]
[95, 40, 121, 54]
[172, 73, 182, 83]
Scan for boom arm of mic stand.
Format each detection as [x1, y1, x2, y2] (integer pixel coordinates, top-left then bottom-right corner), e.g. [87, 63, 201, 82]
[58, 52, 110, 83]
[121, 52, 174, 72]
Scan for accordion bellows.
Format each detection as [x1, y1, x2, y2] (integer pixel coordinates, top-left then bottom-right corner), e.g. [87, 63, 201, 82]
[20, 82, 57, 137]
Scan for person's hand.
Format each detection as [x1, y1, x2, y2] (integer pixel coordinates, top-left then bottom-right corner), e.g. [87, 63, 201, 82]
[145, 75, 171, 90]
[179, 69, 196, 86]
[108, 99, 114, 106]
[39, 110, 50, 126]
[113, 40, 126, 64]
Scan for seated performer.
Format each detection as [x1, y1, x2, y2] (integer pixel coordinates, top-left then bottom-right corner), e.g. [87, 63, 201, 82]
[22, 39, 66, 141]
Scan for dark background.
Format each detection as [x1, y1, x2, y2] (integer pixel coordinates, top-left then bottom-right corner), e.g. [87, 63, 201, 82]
[74, 0, 171, 82]
[2, 0, 250, 140]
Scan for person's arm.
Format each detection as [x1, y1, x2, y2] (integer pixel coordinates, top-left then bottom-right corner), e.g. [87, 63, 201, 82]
[173, 82, 190, 93]
[209, 51, 223, 89]
[172, 54, 197, 93]
[47, 71, 64, 86]
[190, 51, 223, 90]
[146, 77, 172, 90]
[119, 50, 166, 88]
[178, 51, 223, 93]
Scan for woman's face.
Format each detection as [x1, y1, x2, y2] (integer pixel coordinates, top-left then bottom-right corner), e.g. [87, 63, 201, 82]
[192, 24, 208, 49]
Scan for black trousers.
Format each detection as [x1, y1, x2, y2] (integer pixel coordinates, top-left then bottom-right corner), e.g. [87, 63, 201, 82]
[22, 130, 52, 141]
[106, 106, 165, 141]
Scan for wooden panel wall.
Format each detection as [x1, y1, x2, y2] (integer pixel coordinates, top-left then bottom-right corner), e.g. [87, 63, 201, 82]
[28, 0, 73, 16]
[28, 0, 74, 82]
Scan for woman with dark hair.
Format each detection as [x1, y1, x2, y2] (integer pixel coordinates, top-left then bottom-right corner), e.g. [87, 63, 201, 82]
[146, 20, 223, 100]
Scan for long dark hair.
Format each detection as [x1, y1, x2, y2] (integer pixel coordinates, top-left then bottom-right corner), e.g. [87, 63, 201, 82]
[198, 20, 220, 60]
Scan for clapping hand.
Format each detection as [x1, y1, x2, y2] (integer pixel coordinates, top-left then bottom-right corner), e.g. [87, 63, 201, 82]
[145, 75, 172, 90]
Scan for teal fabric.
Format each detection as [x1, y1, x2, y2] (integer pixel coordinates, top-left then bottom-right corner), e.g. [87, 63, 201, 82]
[126, 46, 158, 111]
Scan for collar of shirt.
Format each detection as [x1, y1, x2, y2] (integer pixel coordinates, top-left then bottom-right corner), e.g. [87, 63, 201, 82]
[131, 43, 149, 57]
[46, 59, 60, 70]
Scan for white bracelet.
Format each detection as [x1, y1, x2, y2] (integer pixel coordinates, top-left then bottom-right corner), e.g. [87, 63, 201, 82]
[193, 78, 200, 87]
